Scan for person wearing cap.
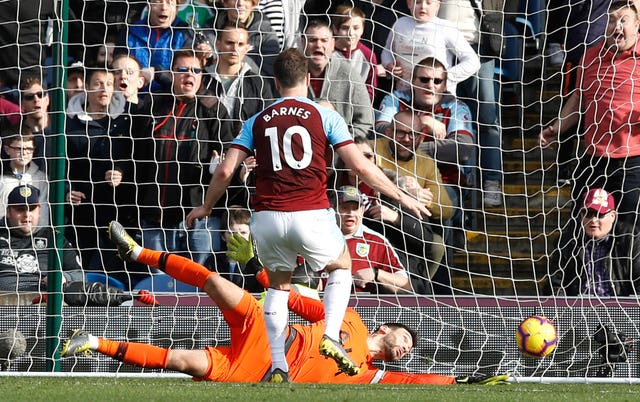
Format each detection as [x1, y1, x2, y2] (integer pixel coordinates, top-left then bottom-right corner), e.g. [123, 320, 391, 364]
[0, 185, 84, 291]
[332, 185, 413, 294]
[548, 188, 640, 296]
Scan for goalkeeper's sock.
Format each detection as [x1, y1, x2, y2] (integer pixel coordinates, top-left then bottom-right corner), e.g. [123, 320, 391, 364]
[97, 338, 168, 369]
[322, 268, 352, 340]
[137, 249, 214, 290]
[263, 288, 290, 372]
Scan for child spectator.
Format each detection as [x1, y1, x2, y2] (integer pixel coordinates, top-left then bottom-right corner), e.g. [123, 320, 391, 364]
[331, 4, 384, 102]
[206, 206, 264, 293]
[0, 133, 49, 226]
[381, 0, 479, 94]
[111, 53, 147, 114]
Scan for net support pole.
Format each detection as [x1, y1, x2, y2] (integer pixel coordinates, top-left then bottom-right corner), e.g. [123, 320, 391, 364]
[46, 0, 69, 372]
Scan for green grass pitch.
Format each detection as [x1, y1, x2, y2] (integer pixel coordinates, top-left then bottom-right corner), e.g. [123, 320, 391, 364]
[1, 377, 639, 402]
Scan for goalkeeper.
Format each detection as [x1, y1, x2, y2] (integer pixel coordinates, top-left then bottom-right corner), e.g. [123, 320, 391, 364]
[61, 221, 507, 385]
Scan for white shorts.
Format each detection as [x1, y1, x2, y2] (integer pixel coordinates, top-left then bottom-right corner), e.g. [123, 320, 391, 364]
[250, 209, 345, 272]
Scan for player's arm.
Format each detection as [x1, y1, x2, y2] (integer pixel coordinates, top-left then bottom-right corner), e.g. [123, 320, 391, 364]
[336, 143, 431, 219]
[186, 147, 247, 227]
[377, 370, 455, 385]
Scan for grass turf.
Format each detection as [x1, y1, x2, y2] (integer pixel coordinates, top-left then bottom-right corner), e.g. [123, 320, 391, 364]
[1, 378, 640, 402]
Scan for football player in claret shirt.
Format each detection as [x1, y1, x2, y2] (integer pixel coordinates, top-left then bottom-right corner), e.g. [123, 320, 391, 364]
[332, 185, 412, 294]
[186, 48, 429, 382]
[61, 221, 507, 385]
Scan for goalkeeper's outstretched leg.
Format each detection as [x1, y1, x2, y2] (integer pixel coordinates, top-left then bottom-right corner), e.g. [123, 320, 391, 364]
[61, 328, 211, 377]
[108, 221, 246, 310]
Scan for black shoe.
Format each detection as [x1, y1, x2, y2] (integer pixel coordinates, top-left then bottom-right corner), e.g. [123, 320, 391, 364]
[455, 374, 510, 385]
[265, 368, 290, 383]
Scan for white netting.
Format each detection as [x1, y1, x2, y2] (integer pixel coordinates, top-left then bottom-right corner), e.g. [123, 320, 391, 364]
[0, 0, 639, 382]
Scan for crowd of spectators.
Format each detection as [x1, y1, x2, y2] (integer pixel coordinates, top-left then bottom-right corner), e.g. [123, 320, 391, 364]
[0, 0, 563, 296]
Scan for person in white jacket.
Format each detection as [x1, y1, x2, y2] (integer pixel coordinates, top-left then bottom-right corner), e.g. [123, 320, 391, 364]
[381, 0, 480, 95]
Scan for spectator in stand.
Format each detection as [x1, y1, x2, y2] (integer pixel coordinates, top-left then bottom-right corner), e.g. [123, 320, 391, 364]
[111, 53, 147, 115]
[548, 188, 640, 297]
[116, 0, 195, 93]
[540, 2, 640, 227]
[330, 4, 384, 102]
[0, 185, 83, 291]
[203, 0, 280, 76]
[0, 1, 55, 89]
[176, 0, 214, 28]
[374, 109, 452, 225]
[0, 133, 49, 226]
[301, 19, 374, 140]
[332, 185, 412, 294]
[0, 98, 21, 131]
[545, 0, 612, 183]
[205, 206, 264, 293]
[203, 24, 277, 126]
[133, 49, 235, 265]
[381, 0, 480, 95]
[18, 76, 51, 172]
[65, 67, 134, 271]
[330, 136, 442, 293]
[258, 0, 307, 50]
[438, 0, 503, 207]
[376, 58, 476, 219]
[66, 61, 85, 103]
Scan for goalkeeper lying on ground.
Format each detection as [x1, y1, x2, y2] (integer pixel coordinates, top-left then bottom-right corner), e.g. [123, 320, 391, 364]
[61, 221, 507, 385]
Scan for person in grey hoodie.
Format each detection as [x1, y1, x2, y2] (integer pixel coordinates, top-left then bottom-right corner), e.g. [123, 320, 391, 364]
[65, 67, 134, 270]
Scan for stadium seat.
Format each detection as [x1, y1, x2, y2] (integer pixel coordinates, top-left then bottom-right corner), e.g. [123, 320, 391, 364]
[85, 272, 126, 291]
[132, 273, 199, 293]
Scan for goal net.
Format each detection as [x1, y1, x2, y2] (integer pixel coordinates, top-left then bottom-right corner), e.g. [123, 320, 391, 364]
[0, 0, 639, 382]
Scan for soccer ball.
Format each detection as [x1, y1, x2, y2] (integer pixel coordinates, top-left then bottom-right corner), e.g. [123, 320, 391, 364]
[516, 316, 558, 358]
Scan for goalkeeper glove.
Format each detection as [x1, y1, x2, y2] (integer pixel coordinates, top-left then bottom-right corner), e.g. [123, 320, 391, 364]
[226, 233, 264, 274]
[226, 233, 254, 265]
[455, 374, 510, 385]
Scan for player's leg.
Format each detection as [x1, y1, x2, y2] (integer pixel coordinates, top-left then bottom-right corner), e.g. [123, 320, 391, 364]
[108, 221, 245, 309]
[318, 247, 360, 375]
[263, 269, 293, 380]
[60, 329, 210, 377]
[250, 211, 296, 382]
[289, 209, 359, 375]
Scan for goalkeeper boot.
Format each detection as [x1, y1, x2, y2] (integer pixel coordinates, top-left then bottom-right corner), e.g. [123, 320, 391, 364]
[108, 221, 139, 261]
[61, 329, 94, 357]
[319, 335, 360, 376]
[455, 374, 510, 385]
[267, 368, 290, 383]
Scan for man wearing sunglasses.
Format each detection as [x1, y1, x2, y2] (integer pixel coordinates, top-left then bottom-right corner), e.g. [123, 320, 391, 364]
[14, 76, 50, 173]
[548, 188, 640, 297]
[133, 48, 235, 268]
[376, 57, 475, 223]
